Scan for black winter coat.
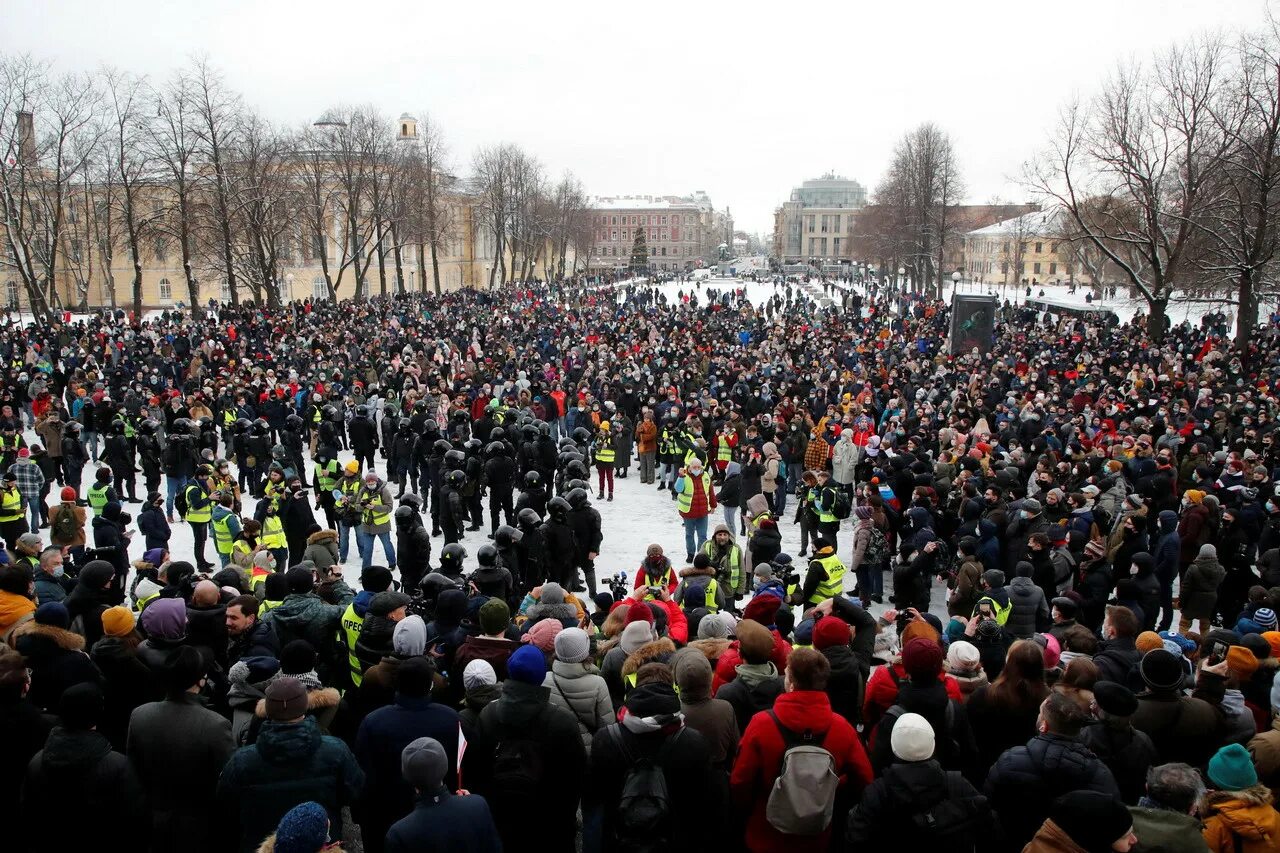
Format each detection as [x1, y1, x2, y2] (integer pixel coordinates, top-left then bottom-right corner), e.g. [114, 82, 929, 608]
[395, 518, 432, 593]
[717, 670, 786, 734]
[1077, 721, 1159, 805]
[1004, 577, 1049, 639]
[984, 732, 1119, 851]
[1092, 637, 1141, 686]
[847, 759, 994, 850]
[15, 623, 103, 712]
[821, 644, 865, 726]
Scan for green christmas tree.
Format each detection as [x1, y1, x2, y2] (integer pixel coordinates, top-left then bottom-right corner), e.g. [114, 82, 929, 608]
[630, 226, 649, 273]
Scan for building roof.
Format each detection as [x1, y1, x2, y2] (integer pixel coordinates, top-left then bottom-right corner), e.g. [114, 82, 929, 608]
[590, 194, 708, 212]
[966, 207, 1064, 238]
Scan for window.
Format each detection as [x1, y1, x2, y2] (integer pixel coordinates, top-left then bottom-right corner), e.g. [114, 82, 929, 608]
[1050, 243, 1058, 253]
[1001, 262, 1008, 274]
[1034, 242, 1043, 254]
[661, 247, 667, 256]
[312, 275, 327, 299]
[1049, 262, 1057, 275]
[1033, 262, 1041, 274]
[158, 277, 172, 302]
[660, 216, 667, 224]
[832, 237, 841, 257]
[1020, 242, 1028, 254]
[611, 216, 617, 225]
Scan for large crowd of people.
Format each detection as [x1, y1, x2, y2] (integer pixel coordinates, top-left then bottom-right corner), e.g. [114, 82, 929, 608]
[1, 273, 1279, 853]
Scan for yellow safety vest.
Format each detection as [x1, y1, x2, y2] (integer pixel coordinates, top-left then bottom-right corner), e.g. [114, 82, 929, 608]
[975, 594, 1013, 626]
[809, 553, 847, 604]
[88, 483, 109, 515]
[339, 602, 364, 687]
[212, 511, 236, 555]
[594, 443, 615, 464]
[812, 487, 837, 524]
[260, 598, 282, 614]
[701, 540, 742, 591]
[265, 479, 286, 505]
[361, 489, 390, 528]
[315, 460, 339, 493]
[260, 514, 287, 549]
[716, 438, 733, 462]
[223, 409, 236, 427]
[184, 484, 212, 523]
[0, 488, 23, 522]
[675, 471, 712, 515]
[683, 576, 719, 613]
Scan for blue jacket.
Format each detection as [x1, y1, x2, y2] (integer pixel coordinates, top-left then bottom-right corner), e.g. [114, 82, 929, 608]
[385, 789, 502, 853]
[137, 505, 171, 551]
[354, 694, 462, 838]
[1153, 511, 1180, 582]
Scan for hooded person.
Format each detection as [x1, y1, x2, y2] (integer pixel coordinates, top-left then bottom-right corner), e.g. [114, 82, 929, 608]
[1198, 743, 1280, 853]
[359, 614, 442, 716]
[13, 601, 102, 713]
[619, 613, 678, 704]
[672, 647, 739, 771]
[711, 595, 793, 692]
[226, 656, 282, 745]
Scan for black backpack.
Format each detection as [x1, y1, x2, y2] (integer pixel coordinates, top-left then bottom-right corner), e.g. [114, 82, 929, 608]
[490, 704, 548, 802]
[607, 724, 684, 853]
[52, 505, 79, 543]
[832, 489, 852, 520]
[907, 772, 992, 848]
[174, 486, 189, 518]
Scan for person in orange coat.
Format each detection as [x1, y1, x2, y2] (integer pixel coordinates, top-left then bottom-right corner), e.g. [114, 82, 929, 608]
[1200, 743, 1280, 853]
[730, 648, 872, 853]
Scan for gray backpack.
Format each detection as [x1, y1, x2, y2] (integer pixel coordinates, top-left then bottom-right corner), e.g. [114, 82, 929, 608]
[764, 711, 839, 835]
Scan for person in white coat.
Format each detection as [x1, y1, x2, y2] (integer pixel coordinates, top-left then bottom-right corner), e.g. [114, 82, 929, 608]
[542, 627, 612, 749]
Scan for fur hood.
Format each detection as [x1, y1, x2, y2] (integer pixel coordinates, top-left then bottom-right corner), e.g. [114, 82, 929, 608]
[621, 637, 677, 678]
[13, 620, 85, 651]
[307, 529, 338, 546]
[687, 637, 731, 660]
[525, 601, 579, 623]
[679, 565, 716, 579]
[1205, 783, 1275, 808]
[253, 686, 340, 718]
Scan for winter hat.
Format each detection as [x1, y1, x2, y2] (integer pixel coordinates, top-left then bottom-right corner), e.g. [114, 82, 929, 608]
[523, 617, 562, 653]
[1253, 608, 1279, 631]
[646, 543, 664, 559]
[742, 594, 782, 627]
[59, 486, 77, 502]
[272, 802, 330, 853]
[793, 618, 815, 646]
[263, 573, 289, 601]
[812, 617, 850, 651]
[901, 619, 941, 646]
[889, 711, 935, 762]
[736, 618, 775, 664]
[280, 640, 317, 676]
[621, 621, 656, 655]
[1050, 792, 1135, 852]
[507, 644, 548, 685]
[1197, 543, 1217, 560]
[901, 637, 944, 680]
[140, 597, 187, 640]
[1093, 681, 1138, 717]
[621, 682, 683, 734]
[1207, 743, 1259, 790]
[285, 567, 315, 595]
[554, 627, 591, 664]
[1032, 633, 1061, 669]
[672, 649, 713, 700]
[1226, 645, 1259, 680]
[1185, 489, 1206, 504]
[1159, 631, 1197, 655]
[360, 565, 394, 592]
[1136, 631, 1164, 653]
[1262, 631, 1280, 659]
[623, 602, 655, 628]
[479, 598, 511, 635]
[393, 615, 428, 657]
[59, 682, 104, 730]
[1140, 648, 1185, 691]
[1021, 498, 1042, 515]
[463, 659, 497, 691]
[854, 505, 872, 520]
[142, 547, 166, 567]
[1241, 634, 1272, 663]
[401, 736, 449, 793]
[264, 678, 309, 721]
[34, 602, 69, 630]
[100, 606, 135, 638]
[946, 640, 981, 672]
[697, 611, 732, 639]
[540, 582, 567, 606]
[237, 656, 281, 686]
[369, 591, 412, 618]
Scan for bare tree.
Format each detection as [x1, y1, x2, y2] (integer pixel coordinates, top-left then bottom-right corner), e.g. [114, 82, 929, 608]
[190, 58, 244, 306]
[401, 113, 454, 294]
[0, 55, 101, 315]
[231, 113, 293, 307]
[101, 67, 153, 317]
[148, 70, 203, 307]
[1029, 37, 1230, 340]
[472, 143, 517, 288]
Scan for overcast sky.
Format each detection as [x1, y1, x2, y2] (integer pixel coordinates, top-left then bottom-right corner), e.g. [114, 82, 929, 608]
[3, 0, 1272, 233]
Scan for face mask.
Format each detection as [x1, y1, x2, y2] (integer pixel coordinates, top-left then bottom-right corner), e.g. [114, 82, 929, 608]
[1020, 510, 1031, 520]
[52, 564, 65, 579]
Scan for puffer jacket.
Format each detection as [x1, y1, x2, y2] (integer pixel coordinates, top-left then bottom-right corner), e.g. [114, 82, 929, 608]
[302, 530, 340, 570]
[543, 659, 612, 749]
[1131, 690, 1223, 767]
[13, 621, 103, 713]
[1200, 788, 1280, 853]
[1005, 576, 1050, 639]
[984, 732, 1120, 851]
[261, 586, 354, 679]
[1180, 553, 1226, 619]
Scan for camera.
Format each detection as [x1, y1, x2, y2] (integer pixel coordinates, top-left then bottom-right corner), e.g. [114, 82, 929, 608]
[608, 571, 629, 603]
[647, 585, 663, 599]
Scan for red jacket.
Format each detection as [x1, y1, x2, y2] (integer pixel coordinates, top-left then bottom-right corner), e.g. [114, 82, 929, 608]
[711, 631, 793, 695]
[677, 472, 717, 520]
[862, 662, 963, 729]
[730, 691, 873, 853]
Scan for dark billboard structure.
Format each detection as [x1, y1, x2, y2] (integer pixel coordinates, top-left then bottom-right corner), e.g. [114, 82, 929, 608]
[948, 293, 997, 355]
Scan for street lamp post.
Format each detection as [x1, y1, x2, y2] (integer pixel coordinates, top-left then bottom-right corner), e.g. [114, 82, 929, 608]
[952, 269, 961, 295]
[408, 268, 415, 294]
[897, 266, 905, 293]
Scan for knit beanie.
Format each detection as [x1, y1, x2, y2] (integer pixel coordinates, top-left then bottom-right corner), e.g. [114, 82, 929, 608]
[263, 678, 308, 721]
[1135, 631, 1164, 653]
[507, 644, 547, 685]
[672, 649, 713, 701]
[285, 567, 315, 595]
[742, 594, 782, 627]
[463, 659, 497, 691]
[890, 711, 935, 761]
[1207, 743, 1259, 790]
[901, 637, 944, 681]
[621, 621, 656, 655]
[623, 602, 655, 627]
[272, 802, 330, 853]
[901, 619, 941, 646]
[479, 598, 511, 635]
[1253, 608, 1279, 631]
[35, 602, 70, 629]
[812, 617, 850, 651]
[621, 682, 682, 733]
[279, 640, 317, 676]
[946, 640, 981, 672]
[1226, 645, 1260, 680]
[523, 618, 562, 653]
[697, 611, 731, 639]
[554, 627, 591, 664]
[100, 605, 136, 638]
[540, 582, 566, 606]
[401, 737, 448, 793]
[1262, 631, 1280, 659]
